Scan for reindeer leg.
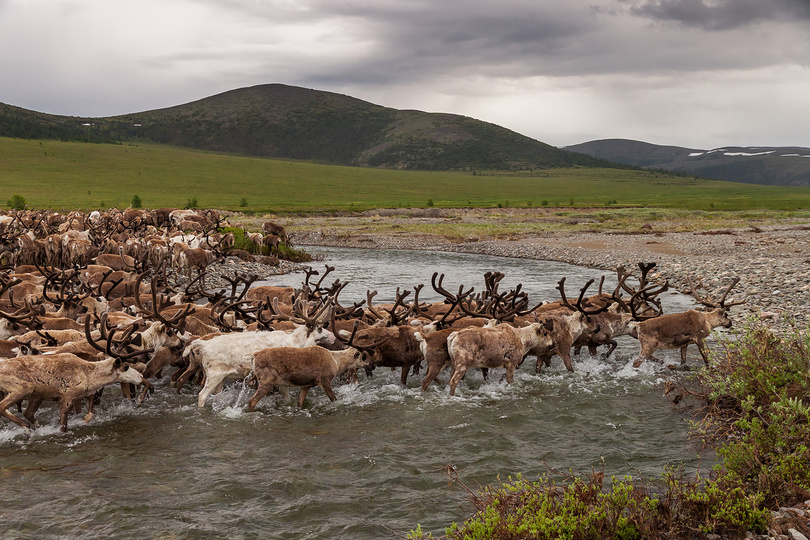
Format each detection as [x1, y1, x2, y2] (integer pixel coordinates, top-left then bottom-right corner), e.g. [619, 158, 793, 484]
[137, 380, 154, 405]
[23, 398, 42, 427]
[58, 399, 73, 432]
[449, 366, 469, 396]
[400, 365, 410, 385]
[197, 372, 227, 407]
[297, 386, 311, 408]
[248, 381, 274, 412]
[696, 339, 710, 365]
[0, 393, 30, 429]
[421, 359, 446, 392]
[321, 380, 337, 402]
[505, 363, 516, 384]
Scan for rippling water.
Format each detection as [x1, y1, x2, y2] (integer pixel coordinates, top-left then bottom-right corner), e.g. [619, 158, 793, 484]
[0, 247, 719, 539]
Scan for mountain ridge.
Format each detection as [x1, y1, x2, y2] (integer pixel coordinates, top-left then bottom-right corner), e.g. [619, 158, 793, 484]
[0, 84, 617, 171]
[565, 138, 810, 186]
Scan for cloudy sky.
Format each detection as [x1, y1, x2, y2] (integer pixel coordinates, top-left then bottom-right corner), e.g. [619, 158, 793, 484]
[1, 0, 809, 149]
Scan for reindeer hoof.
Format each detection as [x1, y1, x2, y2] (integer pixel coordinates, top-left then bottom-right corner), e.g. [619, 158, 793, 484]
[632, 359, 643, 368]
[83, 412, 94, 423]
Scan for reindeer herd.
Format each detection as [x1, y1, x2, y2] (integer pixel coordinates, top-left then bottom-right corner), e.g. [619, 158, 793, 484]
[0, 208, 746, 433]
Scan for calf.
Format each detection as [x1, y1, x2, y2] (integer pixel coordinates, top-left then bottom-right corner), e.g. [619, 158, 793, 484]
[247, 345, 374, 410]
[185, 324, 336, 407]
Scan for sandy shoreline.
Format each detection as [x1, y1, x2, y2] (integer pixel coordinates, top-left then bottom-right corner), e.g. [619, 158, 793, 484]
[288, 223, 810, 330]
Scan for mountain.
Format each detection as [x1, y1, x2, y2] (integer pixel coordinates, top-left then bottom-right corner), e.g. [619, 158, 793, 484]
[0, 84, 619, 171]
[565, 138, 810, 186]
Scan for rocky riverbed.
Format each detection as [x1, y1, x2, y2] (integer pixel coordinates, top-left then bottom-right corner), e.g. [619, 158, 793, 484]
[290, 223, 810, 331]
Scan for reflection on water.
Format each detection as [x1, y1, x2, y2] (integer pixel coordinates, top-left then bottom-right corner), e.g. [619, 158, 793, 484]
[0, 247, 714, 540]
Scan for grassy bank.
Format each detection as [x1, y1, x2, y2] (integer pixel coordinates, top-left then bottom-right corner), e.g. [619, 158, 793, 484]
[3, 137, 810, 211]
[410, 320, 810, 539]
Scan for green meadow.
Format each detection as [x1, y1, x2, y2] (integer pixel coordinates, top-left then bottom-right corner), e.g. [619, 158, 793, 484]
[2, 137, 809, 212]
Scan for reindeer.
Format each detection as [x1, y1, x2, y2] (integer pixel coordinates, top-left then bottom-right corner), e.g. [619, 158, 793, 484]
[0, 321, 148, 431]
[182, 299, 336, 407]
[631, 277, 745, 367]
[446, 321, 554, 396]
[530, 278, 607, 373]
[246, 322, 382, 410]
[572, 264, 668, 358]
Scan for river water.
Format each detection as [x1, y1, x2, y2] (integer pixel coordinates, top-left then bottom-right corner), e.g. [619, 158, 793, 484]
[0, 247, 718, 539]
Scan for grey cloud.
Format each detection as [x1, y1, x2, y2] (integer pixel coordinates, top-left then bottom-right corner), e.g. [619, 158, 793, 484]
[629, 0, 810, 30]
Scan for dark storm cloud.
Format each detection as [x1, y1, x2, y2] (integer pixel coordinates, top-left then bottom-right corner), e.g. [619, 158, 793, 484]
[189, 0, 594, 85]
[2, 0, 809, 147]
[629, 0, 810, 31]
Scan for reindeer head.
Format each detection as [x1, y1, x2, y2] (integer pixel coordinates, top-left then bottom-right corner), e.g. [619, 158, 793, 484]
[687, 276, 746, 329]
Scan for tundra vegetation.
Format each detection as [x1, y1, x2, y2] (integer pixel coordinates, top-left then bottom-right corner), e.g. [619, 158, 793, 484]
[3, 137, 810, 212]
[408, 318, 810, 539]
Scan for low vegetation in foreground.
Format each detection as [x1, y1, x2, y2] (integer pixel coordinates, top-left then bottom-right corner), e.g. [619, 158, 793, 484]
[410, 319, 810, 539]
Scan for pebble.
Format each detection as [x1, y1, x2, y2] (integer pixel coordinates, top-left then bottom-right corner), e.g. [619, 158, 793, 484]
[168, 256, 310, 291]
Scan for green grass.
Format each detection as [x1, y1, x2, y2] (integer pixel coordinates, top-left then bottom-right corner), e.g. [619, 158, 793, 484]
[3, 137, 810, 211]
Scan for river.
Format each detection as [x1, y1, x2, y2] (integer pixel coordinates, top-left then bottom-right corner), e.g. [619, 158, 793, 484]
[0, 247, 716, 539]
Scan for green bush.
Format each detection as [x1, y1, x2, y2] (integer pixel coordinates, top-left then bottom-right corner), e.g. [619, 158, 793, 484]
[131, 194, 142, 208]
[7, 194, 25, 210]
[697, 319, 810, 506]
[219, 226, 313, 262]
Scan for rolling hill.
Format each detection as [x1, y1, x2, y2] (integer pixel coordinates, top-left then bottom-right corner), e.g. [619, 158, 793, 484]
[0, 84, 617, 172]
[565, 139, 810, 186]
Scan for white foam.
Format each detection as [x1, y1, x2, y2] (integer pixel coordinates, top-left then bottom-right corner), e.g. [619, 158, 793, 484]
[688, 152, 704, 157]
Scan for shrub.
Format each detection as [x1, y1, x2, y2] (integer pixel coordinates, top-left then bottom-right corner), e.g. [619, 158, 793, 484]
[240, 198, 248, 207]
[131, 194, 142, 208]
[695, 319, 810, 507]
[219, 226, 314, 262]
[7, 194, 25, 210]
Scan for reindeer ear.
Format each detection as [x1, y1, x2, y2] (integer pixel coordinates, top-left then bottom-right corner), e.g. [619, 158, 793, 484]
[114, 358, 122, 368]
[543, 319, 554, 332]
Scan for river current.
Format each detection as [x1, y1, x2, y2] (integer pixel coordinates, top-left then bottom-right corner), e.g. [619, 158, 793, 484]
[0, 247, 717, 539]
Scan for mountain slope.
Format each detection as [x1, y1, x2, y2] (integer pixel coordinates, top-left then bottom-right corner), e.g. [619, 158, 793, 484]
[566, 138, 810, 186]
[0, 84, 617, 171]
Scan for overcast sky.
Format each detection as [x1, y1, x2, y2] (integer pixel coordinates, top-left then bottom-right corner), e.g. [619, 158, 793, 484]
[1, 0, 809, 149]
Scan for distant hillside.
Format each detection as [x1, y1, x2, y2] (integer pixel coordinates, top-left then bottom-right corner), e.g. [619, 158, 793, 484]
[565, 138, 810, 186]
[0, 84, 620, 171]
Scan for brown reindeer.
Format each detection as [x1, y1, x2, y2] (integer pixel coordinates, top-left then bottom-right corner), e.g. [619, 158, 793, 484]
[631, 277, 745, 367]
[0, 318, 148, 431]
[247, 322, 380, 410]
[446, 321, 554, 396]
